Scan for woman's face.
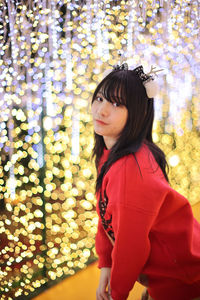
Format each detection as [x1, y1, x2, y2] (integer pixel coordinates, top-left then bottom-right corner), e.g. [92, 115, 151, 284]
[91, 92, 128, 149]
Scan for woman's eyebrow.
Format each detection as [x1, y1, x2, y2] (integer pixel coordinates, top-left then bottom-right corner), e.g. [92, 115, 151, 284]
[111, 94, 123, 101]
[97, 92, 103, 96]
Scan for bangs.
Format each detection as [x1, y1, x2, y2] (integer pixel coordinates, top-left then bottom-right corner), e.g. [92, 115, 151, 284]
[93, 71, 127, 106]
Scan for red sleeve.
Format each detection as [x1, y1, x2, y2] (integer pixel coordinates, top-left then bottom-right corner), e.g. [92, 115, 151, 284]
[110, 205, 155, 300]
[105, 151, 168, 300]
[95, 218, 113, 268]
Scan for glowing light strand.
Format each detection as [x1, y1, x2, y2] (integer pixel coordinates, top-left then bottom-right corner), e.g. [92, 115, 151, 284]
[64, 5, 73, 91]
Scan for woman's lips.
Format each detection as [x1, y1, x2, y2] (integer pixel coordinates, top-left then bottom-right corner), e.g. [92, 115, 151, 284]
[95, 119, 108, 125]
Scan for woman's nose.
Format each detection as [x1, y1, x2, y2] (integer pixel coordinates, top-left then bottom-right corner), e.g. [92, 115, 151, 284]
[98, 101, 109, 117]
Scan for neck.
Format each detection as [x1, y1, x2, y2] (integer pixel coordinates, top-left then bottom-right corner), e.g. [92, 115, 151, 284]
[103, 136, 117, 150]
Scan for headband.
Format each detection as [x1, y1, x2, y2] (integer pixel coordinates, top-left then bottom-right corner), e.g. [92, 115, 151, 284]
[112, 63, 163, 98]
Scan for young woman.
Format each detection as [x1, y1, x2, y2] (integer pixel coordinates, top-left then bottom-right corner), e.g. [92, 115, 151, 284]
[91, 64, 200, 300]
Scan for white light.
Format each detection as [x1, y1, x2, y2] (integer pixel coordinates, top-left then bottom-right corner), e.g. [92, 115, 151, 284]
[169, 155, 180, 167]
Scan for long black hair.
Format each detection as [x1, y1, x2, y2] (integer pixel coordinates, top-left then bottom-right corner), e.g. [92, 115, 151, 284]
[92, 69, 169, 192]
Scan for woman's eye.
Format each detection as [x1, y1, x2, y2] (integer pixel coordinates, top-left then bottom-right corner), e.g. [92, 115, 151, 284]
[96, 96, 103, 102]
[112, 102, 120, 107]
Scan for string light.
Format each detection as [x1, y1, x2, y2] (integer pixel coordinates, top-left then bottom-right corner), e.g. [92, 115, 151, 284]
[0, 0, 200, 298]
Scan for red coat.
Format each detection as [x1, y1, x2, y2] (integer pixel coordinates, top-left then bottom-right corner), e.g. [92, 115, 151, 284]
[95, 144, 200, 300]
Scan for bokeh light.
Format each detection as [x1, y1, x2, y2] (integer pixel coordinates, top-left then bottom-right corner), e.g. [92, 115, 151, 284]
[0, 0, 200, 298]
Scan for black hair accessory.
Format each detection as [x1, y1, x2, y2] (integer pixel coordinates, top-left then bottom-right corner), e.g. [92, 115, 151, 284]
[133, 65, 152, 82]
[113, 62, 128, 71]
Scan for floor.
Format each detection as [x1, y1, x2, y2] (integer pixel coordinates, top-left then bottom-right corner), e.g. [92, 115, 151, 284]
[33, 262, 144, 300]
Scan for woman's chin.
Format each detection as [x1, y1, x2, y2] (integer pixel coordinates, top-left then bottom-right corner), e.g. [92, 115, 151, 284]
[94, 128, 105, 136]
